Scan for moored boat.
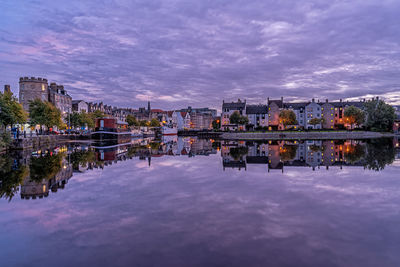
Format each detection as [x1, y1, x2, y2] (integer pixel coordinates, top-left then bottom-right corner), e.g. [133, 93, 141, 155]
[162, 126, 178, 136]
[91, 118, 131, 144]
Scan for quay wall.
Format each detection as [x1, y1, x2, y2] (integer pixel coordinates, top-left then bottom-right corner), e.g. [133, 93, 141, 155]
[10, 135, 89, 150]
[220, 131, 394, 140]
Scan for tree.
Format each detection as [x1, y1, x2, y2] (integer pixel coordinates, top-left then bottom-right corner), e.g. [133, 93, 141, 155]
[230, 111, 248, 125]
[88, 110, 104, 129]
[279, 110, 298, 126]
[344, 106, 365, 129]
[212, 119, 221, 130]
[364, 138, 395, 171]
[308, 118, 322, 126]
[29, 99, 62, 129]
[69, 112, 83, 128]
[0, 91, 27, 129]
[81, 112, 94, 129]
[279, 145, 298, 161]
[139, 120, 149, 127]
[229, 146, 249, 160]
[150, 118, 160, 127]
[126, 114, 138, 127]
[364, 99, 396, 132]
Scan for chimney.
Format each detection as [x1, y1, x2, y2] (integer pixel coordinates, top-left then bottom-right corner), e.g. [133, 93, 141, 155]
[325, 99, 328, 103]
[281, 96, 283, 103]
[317, 99, 320, 103]
[340, 99, 342, 102]
[376, 96, 379, 101]
[4, 85, 11, 94]
[267, 97, 269, 103]
[312, 98, 315, 103]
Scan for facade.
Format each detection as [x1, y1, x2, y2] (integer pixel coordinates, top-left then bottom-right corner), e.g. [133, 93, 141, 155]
[267, 98, 283, 130]
[246, 104, 268, 129]
[305, 99, 322, 129]
[190, 112, 213, 130]
[48, 82, 72, 114]
[72, 100, 88, 113]
[221, 99, 246, 131]
[19, 77, 49, 111]
[321, 100, 335, 129]
[284, 102, 307, 128]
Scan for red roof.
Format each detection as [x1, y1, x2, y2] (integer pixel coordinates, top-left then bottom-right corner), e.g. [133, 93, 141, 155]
[151, 109, 164, 113]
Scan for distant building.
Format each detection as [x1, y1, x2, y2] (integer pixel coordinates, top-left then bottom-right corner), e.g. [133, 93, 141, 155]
[4, 85, 11, 94]
[72, 100, 88, 113]
[221, 99, 246, 131]
[267, 97, 283, 130]
[190, 112, 213, 130]
[305, 99, 322, 129]
[246, 104, 268, 129]
[19, 77, 49, 111]
[48, 82, 72, 114]
[321, 100, 335, 129]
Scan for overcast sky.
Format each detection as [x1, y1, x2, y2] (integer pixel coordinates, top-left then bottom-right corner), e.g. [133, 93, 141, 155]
[1, 0, 400, 110]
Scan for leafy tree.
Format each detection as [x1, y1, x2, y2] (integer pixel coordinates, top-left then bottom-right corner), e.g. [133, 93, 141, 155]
[279, 110, 298, 126]
[279, 145, 298, 161]
[308, 118, 322, 126]
[150, 118, 161, 127]
[344, 106, 365, 129]
[81, 112, 94, 129]
[364, 99, 396, 132]
[212, 119, 221, 130]
[229, 146, 248, 160]
[364, 138, 395, 171]
[88, 110, 104, 129]
[230, 111, 248, 125]
[139, 120, 149, 127]
[69, 112, 83, 128]
[344, 144, 365, 163]
[0, 91, 27, 128]
[29, 99, 62, 129]
[126, 114, 139, 126]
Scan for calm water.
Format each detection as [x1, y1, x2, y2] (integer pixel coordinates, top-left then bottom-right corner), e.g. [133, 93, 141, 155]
[1, 137, 400, 267]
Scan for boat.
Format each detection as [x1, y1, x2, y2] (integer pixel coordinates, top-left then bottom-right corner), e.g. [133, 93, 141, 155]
[91, 118, 131, 144]
[162, 126, 178, 136]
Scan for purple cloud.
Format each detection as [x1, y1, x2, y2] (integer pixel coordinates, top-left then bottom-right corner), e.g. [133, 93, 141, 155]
[1, 0, 400, 110]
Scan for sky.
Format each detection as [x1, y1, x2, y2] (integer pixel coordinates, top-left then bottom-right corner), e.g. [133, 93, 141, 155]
[1, 0, 400, 110]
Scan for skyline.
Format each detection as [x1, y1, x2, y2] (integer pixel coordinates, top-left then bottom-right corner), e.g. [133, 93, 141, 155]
[1, 0, 400, 110]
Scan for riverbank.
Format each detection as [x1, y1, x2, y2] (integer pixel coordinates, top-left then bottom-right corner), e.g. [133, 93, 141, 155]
[220, 131, 394, 140]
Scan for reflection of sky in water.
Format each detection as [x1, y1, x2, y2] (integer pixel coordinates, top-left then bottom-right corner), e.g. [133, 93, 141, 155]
[1, 154, 400, 267]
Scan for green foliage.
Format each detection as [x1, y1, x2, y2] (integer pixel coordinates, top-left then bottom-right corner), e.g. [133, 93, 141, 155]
[69, 112, 93, 129]
[139, 120, 149, 127]
[344, 144, 365, 163]
[88, 110, 104, 129]
[344, 106, 365, 128]
[29, 99, 62, 128]
[126, 114, 139, 126]
[364, 138, 395, 171]
[0, 91, 28, 127]
[229, 146, 248, 160]
[308, 118, 322, 125]
[212, 119, 221, 130]
[70, 150, 95, 170]
[364, 99, 396, 132]
[279, 110, 298, 126]
[230, 111, 249, 125]
[29, 153, 64, 181]
[0, 154, 28, 201]
[279, 145, 298, 161]
[149, 118, 160, 127]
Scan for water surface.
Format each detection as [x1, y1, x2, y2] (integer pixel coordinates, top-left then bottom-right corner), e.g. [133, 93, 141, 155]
[1, 137, 400, 267]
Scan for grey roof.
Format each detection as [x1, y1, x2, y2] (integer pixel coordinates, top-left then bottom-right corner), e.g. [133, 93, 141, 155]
[222, 101, 246, 109]
[284, 102, 308, 109]
[268, 100, 283, 108]
[329, 101, 365, 108]
[72, 100, 86, 104]
[246, 105, 267, 114]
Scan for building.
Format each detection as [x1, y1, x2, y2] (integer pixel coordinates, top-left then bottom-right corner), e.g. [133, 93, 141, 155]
[221, 99, 246, 131]
[267, 97, 283, 130]
[190, 112, 213, 130]
[4, 85, 11, 94]
[246, 104, 268, 129]
[284, 102, 307, 128]
[321, 100, 335, 129]
[48, 82, 72, 114]
[72, 100, 88, 113]
[305, 99, 322, 129]
[19, 77, 49, 111]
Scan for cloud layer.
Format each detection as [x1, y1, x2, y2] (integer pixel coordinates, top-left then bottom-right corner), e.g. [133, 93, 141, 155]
[1, 0, 400, 109]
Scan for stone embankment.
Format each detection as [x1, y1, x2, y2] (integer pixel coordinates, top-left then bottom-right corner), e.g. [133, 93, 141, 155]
[10, 135, 90, 150]
[220, 131, 394, 140]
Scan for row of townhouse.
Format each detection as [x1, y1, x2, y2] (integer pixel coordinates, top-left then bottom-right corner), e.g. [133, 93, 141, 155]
[165, 110, 214, 130]
[221, 97, 368, 131]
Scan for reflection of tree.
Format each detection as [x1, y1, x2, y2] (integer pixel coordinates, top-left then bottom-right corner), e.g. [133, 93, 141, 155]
[149, 142, 161, 150]
[364, 139, 395, 171]
[230, 146, 248, 160]
[70, 150, 95, 170]
[309, 144, 324, 152]
[344, 144, 365, 163]
[280, 145, 298, 161]
[0, 155, 28, 201]
[30, 153, 64, 181]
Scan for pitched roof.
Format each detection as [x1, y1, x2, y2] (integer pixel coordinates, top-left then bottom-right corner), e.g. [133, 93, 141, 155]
[246, 105, 267, 114]
[329, 101, 365, 108]
[283, 102, 308, 109]
[222, 101, 246, 109]
[268, 100, 283, 108]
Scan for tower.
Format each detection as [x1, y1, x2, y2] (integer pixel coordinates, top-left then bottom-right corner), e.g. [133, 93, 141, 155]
[148, 101, 151, 112]
[19, 77, 48, 112]
[4, 85, 11, 94]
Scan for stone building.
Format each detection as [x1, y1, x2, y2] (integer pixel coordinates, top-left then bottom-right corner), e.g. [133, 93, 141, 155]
[190, 112, 213, 130]
[4, 85, 11, 94]
[305, 99, 322, 129]
[72, 100, 88, 113]
[267, 97, 283, 130]
[48, 82, 72, 114]
[221, 99, 246, 131]
[321, 100, 335, 129]
[246, 104, 268, 129]
[19, 77, 49, 111]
